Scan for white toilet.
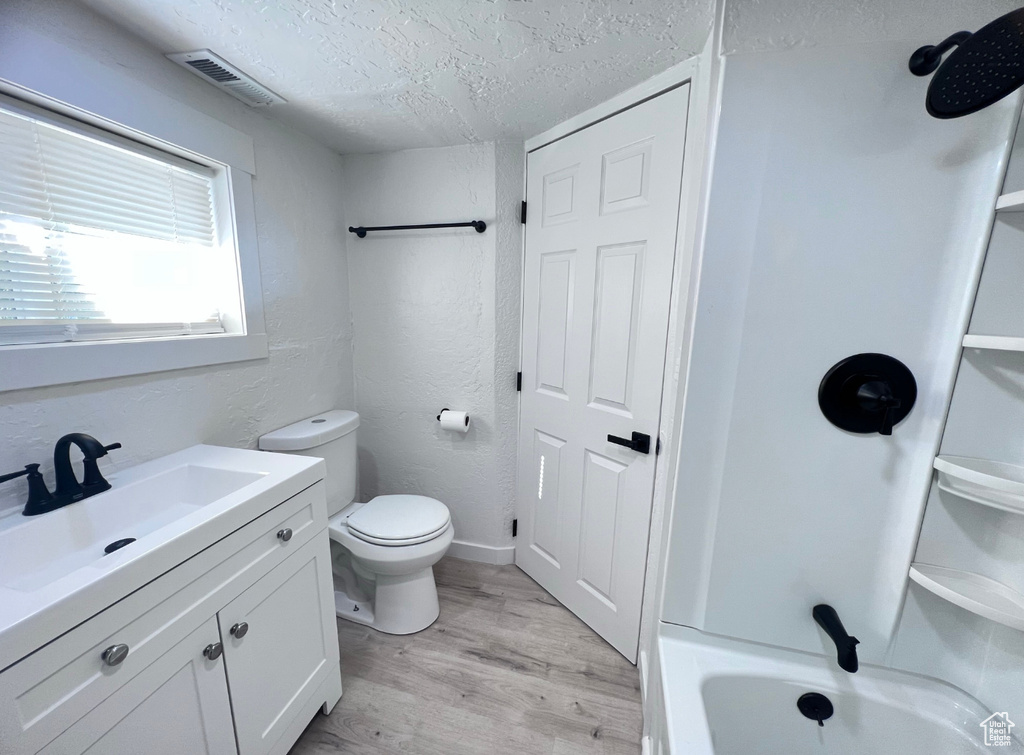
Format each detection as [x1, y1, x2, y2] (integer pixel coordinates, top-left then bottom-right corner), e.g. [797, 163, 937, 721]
[259, 410, 454, 635]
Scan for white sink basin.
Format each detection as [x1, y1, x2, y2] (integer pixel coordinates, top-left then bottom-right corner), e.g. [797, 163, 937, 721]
[0, 445, 324, 671]
[0, 464, 266, 592]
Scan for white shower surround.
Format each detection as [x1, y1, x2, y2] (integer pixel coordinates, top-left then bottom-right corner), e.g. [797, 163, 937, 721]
[662, 37, 1017, 661]
[653, 0, 1024, 738]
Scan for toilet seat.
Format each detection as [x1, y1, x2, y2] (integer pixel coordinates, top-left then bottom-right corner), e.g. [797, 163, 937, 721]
[346, 495, 451, 547]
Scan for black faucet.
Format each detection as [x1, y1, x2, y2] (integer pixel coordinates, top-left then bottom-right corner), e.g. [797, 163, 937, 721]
[53, 433, 121, 501]
[813, 604, 859, 673]
[0, 434, 121, 516]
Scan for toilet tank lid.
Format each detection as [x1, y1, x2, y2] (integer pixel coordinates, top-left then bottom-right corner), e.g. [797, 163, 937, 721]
[259, 410, 360, 451]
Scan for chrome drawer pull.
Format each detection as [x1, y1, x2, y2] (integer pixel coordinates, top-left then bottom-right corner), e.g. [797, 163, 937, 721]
[230, 621, 249, 639]
[277, 528, 293, 542]
[203, 642, 223, 661]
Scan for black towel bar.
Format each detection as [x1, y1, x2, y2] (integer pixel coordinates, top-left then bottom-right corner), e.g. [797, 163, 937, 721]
[348, 221, 486, 238]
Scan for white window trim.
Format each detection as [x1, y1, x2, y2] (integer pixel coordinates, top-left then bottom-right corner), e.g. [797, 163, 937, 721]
[0, 36, 269, 392]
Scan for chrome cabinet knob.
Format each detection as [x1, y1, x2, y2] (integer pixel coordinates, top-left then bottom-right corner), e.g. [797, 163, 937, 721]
[101, 643, 129, 666]
[203, 642, 223, 661]
[230, 621, 249, 639]
[277, 528, 292, 542]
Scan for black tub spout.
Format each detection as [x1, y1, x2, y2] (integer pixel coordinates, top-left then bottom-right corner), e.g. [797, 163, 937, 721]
[813, 604, 859, 673]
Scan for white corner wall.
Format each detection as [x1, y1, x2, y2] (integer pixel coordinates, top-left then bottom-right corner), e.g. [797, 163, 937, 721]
[342, 142, 522, 562]
[660, 40, 1017, 663]
[0, 0, 354, 515]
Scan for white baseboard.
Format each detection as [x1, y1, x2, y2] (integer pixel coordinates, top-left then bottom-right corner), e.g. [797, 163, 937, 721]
[448, 539, 515, 565]
[639, 649, 649, 704]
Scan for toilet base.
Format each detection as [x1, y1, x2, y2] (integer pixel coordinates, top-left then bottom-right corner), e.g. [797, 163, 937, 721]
[331, 567, 440, 635]
[332, 574, 375, 627]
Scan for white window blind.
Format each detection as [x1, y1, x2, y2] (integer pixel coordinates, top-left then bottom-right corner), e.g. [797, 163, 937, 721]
[0, 103, 231, 345]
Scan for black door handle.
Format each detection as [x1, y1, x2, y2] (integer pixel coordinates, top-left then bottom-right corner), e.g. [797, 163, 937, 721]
[607, 432, 651, 454]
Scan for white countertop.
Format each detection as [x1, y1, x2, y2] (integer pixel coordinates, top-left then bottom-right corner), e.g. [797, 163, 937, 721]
[0, 445, 323, 671]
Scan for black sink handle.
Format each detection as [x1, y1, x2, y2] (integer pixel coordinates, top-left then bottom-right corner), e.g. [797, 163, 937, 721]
[0, 465, 33, 484]
[2, 464, 58, 516]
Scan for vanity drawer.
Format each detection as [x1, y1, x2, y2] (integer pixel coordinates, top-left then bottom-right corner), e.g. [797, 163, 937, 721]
[0, 480, 327, 754]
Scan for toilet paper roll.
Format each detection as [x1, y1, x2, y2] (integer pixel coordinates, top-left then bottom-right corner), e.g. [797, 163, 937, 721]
[438, 409, 470, 433]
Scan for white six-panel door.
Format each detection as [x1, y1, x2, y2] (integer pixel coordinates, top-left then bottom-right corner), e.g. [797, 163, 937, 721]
[516, 85, 689, 661]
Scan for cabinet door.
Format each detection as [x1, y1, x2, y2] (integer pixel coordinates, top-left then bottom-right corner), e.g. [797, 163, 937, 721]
[219, 534, 339, 755]
[38, 617, 236, 755]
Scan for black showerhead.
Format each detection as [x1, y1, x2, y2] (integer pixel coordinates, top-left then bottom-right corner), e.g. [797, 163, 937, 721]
[910, 9, 1024, 119]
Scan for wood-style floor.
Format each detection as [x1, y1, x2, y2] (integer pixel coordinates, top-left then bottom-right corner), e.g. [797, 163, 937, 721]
[290, 557, 643, 754]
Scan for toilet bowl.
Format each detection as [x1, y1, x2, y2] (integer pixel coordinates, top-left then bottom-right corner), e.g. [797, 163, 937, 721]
[259, 410, 454, 635]
[328, 496, 454, 634]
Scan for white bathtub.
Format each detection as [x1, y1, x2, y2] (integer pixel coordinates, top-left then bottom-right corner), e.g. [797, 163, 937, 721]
[654, 624, 1017, 754]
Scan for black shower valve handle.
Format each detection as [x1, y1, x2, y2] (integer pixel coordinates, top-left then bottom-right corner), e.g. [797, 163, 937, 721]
[855, 379, 901, 436]
[879, 400, 898, 436]
[819, 354, 917, 437]
[879, 394, 902, 436]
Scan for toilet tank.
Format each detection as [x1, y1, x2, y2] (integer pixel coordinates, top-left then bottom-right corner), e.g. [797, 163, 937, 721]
[258, 410, 359, 517]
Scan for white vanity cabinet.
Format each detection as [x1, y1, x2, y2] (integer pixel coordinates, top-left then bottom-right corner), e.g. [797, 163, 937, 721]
[219, 536, 338, 755]
[0, 478, 342, 755]
[37, 617, 237, 755]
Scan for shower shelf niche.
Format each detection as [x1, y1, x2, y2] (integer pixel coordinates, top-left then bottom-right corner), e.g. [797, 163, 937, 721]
[909, 563, 1024, 632]
[934, 455, 1024, 514]
[905, 96, 1024, 648]
[996, 189, 1024, 212]
[962, 334, 1024, 351]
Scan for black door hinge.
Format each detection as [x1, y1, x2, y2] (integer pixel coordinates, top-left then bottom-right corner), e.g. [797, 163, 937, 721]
[512, 519, 518, 537]
[656, 437, 662, 455]
[520, 201, 527, 224]
[516, 371, 522, 391]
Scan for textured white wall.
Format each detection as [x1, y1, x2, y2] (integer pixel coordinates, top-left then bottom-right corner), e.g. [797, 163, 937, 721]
[343, 143, 521, 555]
[0, 0, 354, 516]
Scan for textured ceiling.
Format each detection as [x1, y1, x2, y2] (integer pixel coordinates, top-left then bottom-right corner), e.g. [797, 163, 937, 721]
[77, 0, 715, 154]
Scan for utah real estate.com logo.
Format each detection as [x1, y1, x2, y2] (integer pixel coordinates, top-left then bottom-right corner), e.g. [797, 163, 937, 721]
[980, 712, 1015, 747]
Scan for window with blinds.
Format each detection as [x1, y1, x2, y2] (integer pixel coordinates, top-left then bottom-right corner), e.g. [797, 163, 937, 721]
[0, 101, 236, 346]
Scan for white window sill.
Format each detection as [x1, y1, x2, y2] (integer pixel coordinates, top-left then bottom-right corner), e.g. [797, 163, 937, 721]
[0, 333, 269, 393]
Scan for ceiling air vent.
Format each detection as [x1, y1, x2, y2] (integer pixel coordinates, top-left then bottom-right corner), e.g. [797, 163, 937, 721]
[166, 50, 285, 107]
